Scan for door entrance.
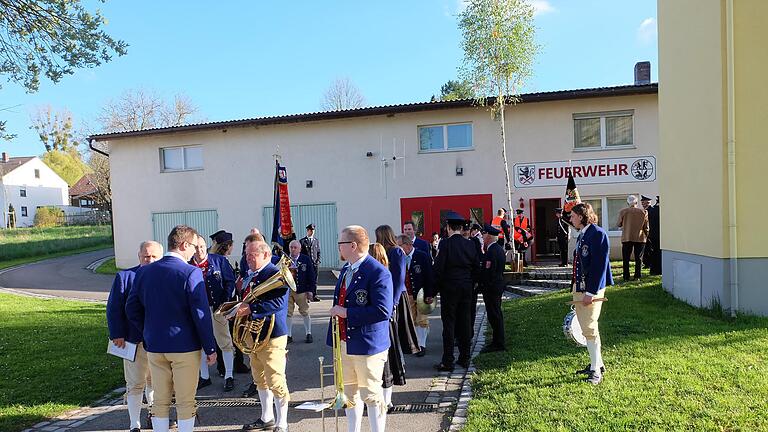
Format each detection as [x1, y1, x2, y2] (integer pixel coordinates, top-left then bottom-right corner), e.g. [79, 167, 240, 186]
[530, 197, 562, 262]
[400, 194, 492, 241]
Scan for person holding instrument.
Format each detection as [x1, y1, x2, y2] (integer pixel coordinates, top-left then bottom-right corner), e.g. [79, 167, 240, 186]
[569, 203, 613, 385]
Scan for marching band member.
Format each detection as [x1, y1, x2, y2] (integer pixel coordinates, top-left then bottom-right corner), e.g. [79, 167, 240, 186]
[237, 238, 291, 432]
[396, 234, 434, 357]
[190, 235, 237, 392]
[402, 221, 430, 257]
[126, 226, 217, 432]
[479, 225, 506, 353]
[107, 240, 163, 432]
[569, 203, 613, 385]
[286, 239, 316, 343]
[328, 225, 392, 432]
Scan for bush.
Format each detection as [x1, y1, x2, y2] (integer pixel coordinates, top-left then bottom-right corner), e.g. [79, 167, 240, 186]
[33, 207, 63, 227]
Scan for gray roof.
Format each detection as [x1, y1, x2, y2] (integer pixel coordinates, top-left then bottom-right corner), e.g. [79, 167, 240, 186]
[0, 157, 35, 177]
[88, 83, 658, 142]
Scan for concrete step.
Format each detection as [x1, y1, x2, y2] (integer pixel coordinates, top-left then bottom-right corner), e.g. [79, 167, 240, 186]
[505, 284, 561, 297]
[504, 270, 571, 283]
[518, 279, 572, 289]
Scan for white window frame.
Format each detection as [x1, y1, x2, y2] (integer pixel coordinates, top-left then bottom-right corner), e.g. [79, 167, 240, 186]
[573, 110, 635, 151]
[417, 122, 474, 153]
[20, 206, 28, 217]
[160, 145, 204, 172]
[582, 195, 639, 235]
[19, 187, 26, 197]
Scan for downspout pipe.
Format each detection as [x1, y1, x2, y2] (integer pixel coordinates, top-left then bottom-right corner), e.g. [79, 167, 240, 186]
[726, 0, 739, 317]
[87, 137, 110, 157]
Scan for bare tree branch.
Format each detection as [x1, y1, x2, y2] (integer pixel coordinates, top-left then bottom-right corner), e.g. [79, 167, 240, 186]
[320, 77, 366, 111]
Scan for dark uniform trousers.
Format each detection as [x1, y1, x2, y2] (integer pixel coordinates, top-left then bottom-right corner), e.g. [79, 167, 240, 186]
[557, 219, 570, 266]
[481, 243, 506, 349]
[439, 284, 474, 365]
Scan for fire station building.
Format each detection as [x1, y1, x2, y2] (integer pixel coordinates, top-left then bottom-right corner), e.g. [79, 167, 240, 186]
[91, 66, 658, 270]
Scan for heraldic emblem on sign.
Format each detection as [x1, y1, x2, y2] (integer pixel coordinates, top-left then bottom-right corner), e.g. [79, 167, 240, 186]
[517, 165, 536, 185]
[631, 159, 654, 180]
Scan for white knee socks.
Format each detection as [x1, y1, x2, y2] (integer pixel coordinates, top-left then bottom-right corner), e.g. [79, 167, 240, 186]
[586, 339, 602, 375]
[415, 326, 429, 348]
[151, 417, 170, 432]
[303, 315, 312, 335]
[177, 417, 195, 432]
[199, 351, 210, 379]
[345, 400, 364, 432]
[258, 389, 275, 422]
[274, 396, 289, 429]
[367, 401, 387, 432]
[144, 385, 154, 407]
[287, 315, 294, 337]
[382, 386, 393, 407]
[222, 350, 234, 379]
[126, 393, 142, 429]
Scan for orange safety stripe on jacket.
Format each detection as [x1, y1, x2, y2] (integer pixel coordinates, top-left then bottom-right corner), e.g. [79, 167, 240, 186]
[513, 216, 530, 243]
[491, 216, 504, 239]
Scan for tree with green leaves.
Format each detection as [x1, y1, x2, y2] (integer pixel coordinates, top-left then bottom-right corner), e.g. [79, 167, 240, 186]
[458, 0, 539, 211]
[439, 80, 474, 101]
[0, 0, 127, 139]
[42, 149, 88, 186]
[30, 105, 89, 186]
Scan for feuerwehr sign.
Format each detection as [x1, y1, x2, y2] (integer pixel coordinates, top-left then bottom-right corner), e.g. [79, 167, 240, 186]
[513, 156, 656, 188]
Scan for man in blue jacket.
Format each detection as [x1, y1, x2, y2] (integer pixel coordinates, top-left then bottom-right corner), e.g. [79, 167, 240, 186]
[286, 239, 316, 344]
[126, 225, 217, 432]
[190, 235, 237, 392]
[237, 238, 291, 432]
[396, 234, 434, 357]
[569, 203, 613, 385]
[403, 220, 431, 257]
[107, 240, 163, 432]
[328, 225, 392, 432]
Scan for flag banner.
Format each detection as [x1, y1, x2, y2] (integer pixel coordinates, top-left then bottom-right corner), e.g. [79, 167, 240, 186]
[563, 173, 581, 213]
[271, 160, 295, 248]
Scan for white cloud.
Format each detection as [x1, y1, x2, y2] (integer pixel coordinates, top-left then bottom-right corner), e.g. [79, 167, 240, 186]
[531, 0, 556, 16]
[637, 17, 657, 44]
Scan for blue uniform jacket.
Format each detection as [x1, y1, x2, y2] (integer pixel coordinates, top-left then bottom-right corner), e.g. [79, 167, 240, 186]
[245, 262, 289, 339]
[126, 256, 217, 354]
[387, 247, 407, 307]
[413, 237, 431, 257]
[290, 253, 317, 294]
[106, 266, 142, 344]
[406, 249, 434, 298]
[190, 253, 236, 311]
[326, 255, 393, 355]
[574, 224, 614, 295]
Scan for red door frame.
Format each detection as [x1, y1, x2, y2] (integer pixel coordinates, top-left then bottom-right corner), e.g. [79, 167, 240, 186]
[400, 194, 493, 240]
[529, 197, 563, 263]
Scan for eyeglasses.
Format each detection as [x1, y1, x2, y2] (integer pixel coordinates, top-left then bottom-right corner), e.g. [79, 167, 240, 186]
[337, 241, 354, 245]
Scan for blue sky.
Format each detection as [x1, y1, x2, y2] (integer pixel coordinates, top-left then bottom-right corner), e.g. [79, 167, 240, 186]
[1, 0, 657, 156]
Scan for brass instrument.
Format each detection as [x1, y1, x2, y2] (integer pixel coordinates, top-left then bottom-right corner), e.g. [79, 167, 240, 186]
[326, 316, 354, 410]
[216, 255, 296, 354]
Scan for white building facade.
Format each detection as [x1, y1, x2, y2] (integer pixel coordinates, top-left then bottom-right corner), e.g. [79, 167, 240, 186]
[91, 83, 658, 269]
[0, 154, 70, 227]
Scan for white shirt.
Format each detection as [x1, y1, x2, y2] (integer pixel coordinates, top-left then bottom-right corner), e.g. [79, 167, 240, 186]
[165, 251, 186, 263]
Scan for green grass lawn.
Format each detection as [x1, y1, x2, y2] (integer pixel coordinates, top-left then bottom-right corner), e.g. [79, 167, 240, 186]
[0, 293, 123, 432]
[0, 225, 112, 262]
[94, 257, 119, 275]
[465, 277, 768, 431]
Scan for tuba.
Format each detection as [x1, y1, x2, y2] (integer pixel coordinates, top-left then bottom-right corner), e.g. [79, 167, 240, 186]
[216, 255, 296, 354]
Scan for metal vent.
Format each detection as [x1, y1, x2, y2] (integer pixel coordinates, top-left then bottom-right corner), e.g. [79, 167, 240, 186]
[389, 403, 438, 413]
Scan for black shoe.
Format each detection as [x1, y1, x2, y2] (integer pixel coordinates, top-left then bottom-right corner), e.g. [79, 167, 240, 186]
[130, 428, 141, 432]
[480, 345, 505, 354]
[287, 336, 293, 344]
[575, 364, 606, 375]
[585, 371, 603, 385]
[143, 411, 153, 429]
[415, 346, 426, 357]
[234, 362, 251, 374]
[305, 334, 313, 343]
[273, 427, 288, 432]
[456, 359, 471, 369]
[434, 362, 454, 372]
[387, 404, 395, 414]
[311, 295, 321, 302]
[242, 382, 259, 398]
[243, 418, 276, 431]
[224, 377, 234, 392]
[197, 377, 212, 390]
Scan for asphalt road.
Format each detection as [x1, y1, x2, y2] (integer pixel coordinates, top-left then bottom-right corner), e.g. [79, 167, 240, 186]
[0, 251, 464, 431]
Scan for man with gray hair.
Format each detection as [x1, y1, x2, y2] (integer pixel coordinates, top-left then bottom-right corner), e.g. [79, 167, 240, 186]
[107, 240, 164, 432]
[617, 194, 649, 281]
[287, 239, 316, 343]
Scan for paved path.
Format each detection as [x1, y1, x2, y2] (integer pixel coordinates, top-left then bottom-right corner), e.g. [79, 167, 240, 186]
[2, 252, 486, 432]
[0, 248, 115, 301]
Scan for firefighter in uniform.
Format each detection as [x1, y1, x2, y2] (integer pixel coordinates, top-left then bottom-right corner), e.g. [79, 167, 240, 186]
[555, 208, 570, 267]
[513, 209, 532, 266]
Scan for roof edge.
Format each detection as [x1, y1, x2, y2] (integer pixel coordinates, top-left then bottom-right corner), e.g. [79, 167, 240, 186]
[88, 83, 658, 142]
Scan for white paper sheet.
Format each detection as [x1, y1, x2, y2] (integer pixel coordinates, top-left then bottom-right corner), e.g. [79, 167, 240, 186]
[107, 339, 137, 362]
[295, 401, 328, 412]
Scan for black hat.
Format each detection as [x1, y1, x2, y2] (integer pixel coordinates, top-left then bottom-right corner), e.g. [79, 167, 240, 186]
[482, 224, 501, 235]
[306, 223, 316, 230]
[515, 209, 524, 214]
[471, 223, 482, 231]
[443, 211, 467, 224]
[641, 195, 652, 202]
[209, 230, 233, 244]
[555, 208, 563, 213]
[501, 207, 508, 213]
[462, 222, 471, 231]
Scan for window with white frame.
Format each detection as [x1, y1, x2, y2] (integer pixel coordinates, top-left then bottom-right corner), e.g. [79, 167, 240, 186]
[573, 110, 634, 150]
[34, 169, 40, 178]
[581, 196, 640, 234]
[19, 188, 26, 197]
[161, 145, 203, 172]
[21, 206, 27, 217]
[418, 123, 473, 152]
